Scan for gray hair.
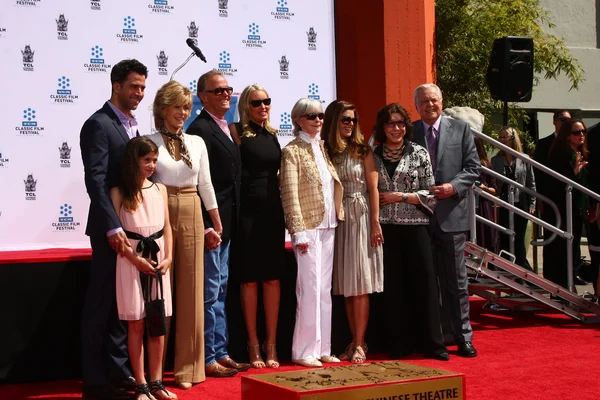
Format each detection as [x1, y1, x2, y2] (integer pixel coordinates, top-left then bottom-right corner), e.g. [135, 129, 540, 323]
[413, 83, 443, 112]
[291, 98, 322, 135]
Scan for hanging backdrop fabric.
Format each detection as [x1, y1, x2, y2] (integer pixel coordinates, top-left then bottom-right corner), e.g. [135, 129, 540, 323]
[0, 0, 336, 251]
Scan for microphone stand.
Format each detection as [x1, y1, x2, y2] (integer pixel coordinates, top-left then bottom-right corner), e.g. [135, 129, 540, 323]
[170, 52, 196, 81]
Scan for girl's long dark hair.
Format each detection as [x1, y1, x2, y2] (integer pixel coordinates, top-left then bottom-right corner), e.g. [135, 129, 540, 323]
[118, 136, 158, 212]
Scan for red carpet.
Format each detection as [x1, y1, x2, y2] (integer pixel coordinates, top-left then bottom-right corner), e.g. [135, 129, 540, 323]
[2, 298, 599, 400]
[0, 249, 92, 264]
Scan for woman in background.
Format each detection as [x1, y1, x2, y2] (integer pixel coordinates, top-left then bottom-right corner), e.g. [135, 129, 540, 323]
[544, 120, 589, 289]
[491, 127, 536, 271]
[474, 137, 497, 252]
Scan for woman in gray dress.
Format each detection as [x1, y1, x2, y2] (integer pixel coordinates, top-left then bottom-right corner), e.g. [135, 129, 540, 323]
[321, 100, 384, 364]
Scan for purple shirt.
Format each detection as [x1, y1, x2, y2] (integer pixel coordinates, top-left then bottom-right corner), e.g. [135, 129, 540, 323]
[424, 115, 456, 194]
[107, 101, 139, 139]
[106, 101, 139, 238]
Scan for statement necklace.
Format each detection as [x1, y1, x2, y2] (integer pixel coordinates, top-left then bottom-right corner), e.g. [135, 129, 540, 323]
[383, 143, 404, 162]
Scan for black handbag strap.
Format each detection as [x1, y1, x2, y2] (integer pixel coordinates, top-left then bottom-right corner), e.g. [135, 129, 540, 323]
[141, 271, 163, 303]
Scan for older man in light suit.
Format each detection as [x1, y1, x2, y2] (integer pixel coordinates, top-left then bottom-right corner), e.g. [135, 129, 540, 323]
[412, 83, 480, 357]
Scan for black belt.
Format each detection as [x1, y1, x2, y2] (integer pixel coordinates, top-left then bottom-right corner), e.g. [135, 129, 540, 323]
[124, 229, 164, 264]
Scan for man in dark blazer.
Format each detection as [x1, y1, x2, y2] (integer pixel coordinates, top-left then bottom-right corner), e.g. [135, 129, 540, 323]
[186, 70, 249, 377]
[412, 83, 481, 357]
[533, 110, 571, 208]
[79, 59, 147, 399]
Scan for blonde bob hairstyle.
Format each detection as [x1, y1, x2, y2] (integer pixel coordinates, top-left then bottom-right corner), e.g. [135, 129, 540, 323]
[291, 98, 322, 135]
[238, 84, 277, 138]
[153, 80, 193, 130]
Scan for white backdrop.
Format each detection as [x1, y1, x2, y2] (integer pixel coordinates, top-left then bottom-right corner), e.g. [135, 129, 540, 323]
[0, 0, 336, 251]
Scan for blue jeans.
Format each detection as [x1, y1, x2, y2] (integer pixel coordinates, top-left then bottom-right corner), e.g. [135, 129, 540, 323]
[204, 239, 230, 366]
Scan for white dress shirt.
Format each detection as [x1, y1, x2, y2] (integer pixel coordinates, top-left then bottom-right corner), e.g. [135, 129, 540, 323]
[293, 131, 337, 245]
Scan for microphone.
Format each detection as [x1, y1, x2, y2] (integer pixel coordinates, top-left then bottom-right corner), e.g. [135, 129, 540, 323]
[186, 38, 207, 63]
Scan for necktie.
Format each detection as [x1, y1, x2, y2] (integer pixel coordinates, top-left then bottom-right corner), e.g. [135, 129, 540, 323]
[426, 125, 438, 171]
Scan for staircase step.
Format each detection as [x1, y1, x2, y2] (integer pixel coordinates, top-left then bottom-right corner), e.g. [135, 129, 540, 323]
[465, 241, 600, 323]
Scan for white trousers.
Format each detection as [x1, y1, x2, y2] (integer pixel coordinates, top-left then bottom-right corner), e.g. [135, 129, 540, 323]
[291, 227, 335, 361]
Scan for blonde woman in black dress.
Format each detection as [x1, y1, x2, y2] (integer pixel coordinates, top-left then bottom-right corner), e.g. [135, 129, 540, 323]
[230, 85, 285, 369]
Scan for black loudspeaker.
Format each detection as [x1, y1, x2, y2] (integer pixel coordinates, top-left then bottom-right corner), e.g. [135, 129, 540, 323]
[486, 36, 534, 102]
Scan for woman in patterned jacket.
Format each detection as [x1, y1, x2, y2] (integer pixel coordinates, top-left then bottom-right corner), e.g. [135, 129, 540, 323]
[373, 103, 448, 361]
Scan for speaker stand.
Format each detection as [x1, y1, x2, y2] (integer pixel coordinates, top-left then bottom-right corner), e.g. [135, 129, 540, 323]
[502, 100, 509, 127]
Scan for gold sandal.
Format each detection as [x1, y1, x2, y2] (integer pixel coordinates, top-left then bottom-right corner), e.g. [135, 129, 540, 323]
[262, 342, 280, 368]
[351, 345, 367, 364]
[247, 343, 265, 368]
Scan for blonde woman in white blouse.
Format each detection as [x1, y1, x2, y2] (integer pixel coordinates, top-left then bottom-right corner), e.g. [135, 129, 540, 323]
[148, 81, 221, 389]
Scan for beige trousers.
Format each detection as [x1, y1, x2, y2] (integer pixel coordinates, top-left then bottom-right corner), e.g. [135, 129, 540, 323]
[166, 186, 206, 384]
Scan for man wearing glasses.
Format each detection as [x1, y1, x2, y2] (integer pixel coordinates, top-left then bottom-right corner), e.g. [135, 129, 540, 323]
[187, 70, 250, 377]
[412, 83, 480, 358]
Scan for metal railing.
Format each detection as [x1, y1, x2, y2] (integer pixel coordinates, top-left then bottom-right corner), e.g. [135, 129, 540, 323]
[468, 128, 600, 291]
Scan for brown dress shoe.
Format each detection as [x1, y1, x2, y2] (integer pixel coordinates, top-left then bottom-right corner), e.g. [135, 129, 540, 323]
[218, 357, 251, 372]
[205, 363, 238, 378]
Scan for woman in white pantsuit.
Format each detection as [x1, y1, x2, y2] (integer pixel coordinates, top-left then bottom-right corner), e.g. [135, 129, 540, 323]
[280, 98, 345, 367]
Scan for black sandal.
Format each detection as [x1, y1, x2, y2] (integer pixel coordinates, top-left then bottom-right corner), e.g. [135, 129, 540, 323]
[149, 380, 170, 399]
[135, 383, 153, 400]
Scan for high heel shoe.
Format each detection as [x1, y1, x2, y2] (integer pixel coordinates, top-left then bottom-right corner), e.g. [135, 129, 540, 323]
[262, 342, 280, 368]
[248, 342, 265, 368]
[339, 343, 354, 361]
[350, 345, 366, 364]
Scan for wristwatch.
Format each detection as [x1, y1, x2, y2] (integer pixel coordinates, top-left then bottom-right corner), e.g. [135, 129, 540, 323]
[402, 193, 409, 202]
